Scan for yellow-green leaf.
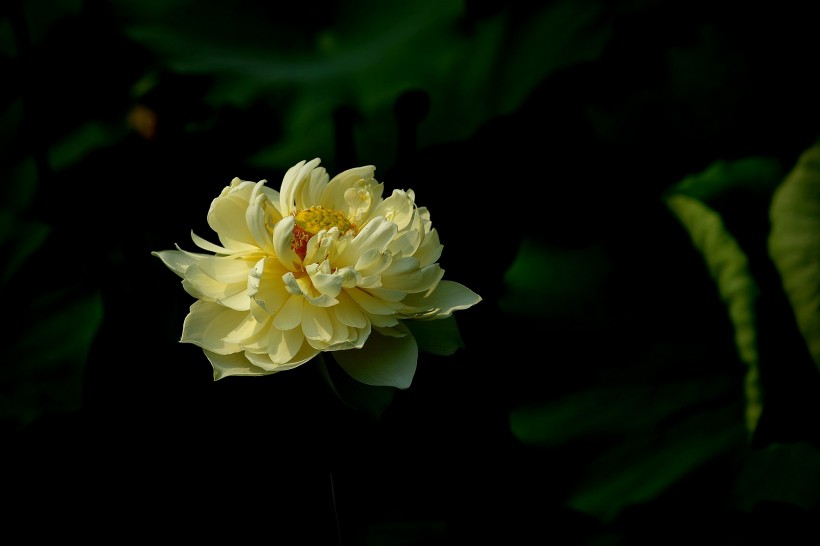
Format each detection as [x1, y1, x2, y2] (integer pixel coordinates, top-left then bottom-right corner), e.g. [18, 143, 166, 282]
[665, 193, 761, 434]
[768, 143, 820, 372]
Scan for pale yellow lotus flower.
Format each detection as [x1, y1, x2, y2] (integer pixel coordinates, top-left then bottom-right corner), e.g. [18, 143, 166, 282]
[153, 158, 481, 388]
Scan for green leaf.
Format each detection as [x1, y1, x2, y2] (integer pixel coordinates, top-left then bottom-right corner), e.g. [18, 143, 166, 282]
[510, 374, 736, 448]
[510, 371, 746, 523]
[0, 289, 104, 431]
[0, 210, 49, 287]
[732, 442, 820, 512]
[499, 238, 611, 319]
[768, 143, 820, 372]
[317, 353, 396, 421]
[115, 0, 612, 171]
[48, 121, 126, 172]
[670, 157, 782, 204]
[404, 315, 464, 356]
[566, 398, 745, 523]
[665, 192, 761, 434]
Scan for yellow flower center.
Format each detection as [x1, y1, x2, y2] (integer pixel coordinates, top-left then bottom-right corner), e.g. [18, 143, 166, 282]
[291, 206, 355, 260]
[295, 206, 353, 235]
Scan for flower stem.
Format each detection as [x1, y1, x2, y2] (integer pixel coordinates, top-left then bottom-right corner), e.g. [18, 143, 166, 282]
[329, 470, 343, 546]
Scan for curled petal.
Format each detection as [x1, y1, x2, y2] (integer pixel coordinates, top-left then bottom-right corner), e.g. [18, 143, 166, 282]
[273, 216, 301, 271]
[372, 189, 415, 230]
[321, 165, 378, 215]
[355, 248, 393, 277]
[280, 158, 323, 214]
[335, 217, 398, 267]
[307, 261, 344, 299]
[304, 228, 339, 264]
[246, 189, 276, 255]
[336, 266, 361, 288]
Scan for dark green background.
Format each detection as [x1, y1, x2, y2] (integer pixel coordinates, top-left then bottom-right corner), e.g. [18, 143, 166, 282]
[2, 0, 819, 543]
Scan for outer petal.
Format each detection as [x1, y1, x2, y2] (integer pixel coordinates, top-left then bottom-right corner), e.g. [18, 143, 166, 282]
[207, 179, 260, 251]
[190, 231, 258, 256]
[204, 349, 271, 379]
[400, 280, 482, 319]
[152, 249, 200, 278]
[414, 227, 443, 267]
[182, 257, 253, 311]
[245, 343, 319, 371]
[181, 300, 247, 354]
[333, 329, 418, 389]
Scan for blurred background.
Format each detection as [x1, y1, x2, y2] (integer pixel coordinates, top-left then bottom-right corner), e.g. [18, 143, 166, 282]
[2, 0, 819, 543]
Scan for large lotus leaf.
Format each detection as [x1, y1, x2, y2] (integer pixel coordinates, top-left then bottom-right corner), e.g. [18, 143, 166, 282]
[510, 373, 745, 523]
[510, 374, 735, 448]
[768, 143, 820, 372]
[665, 192, 761, 434]
[566, 394, 745, 523]
[568, 388, 746, 521]
[110, 0, 612, 170]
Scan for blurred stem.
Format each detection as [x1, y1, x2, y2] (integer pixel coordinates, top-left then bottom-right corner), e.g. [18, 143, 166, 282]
[330, 470, 343, 546]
